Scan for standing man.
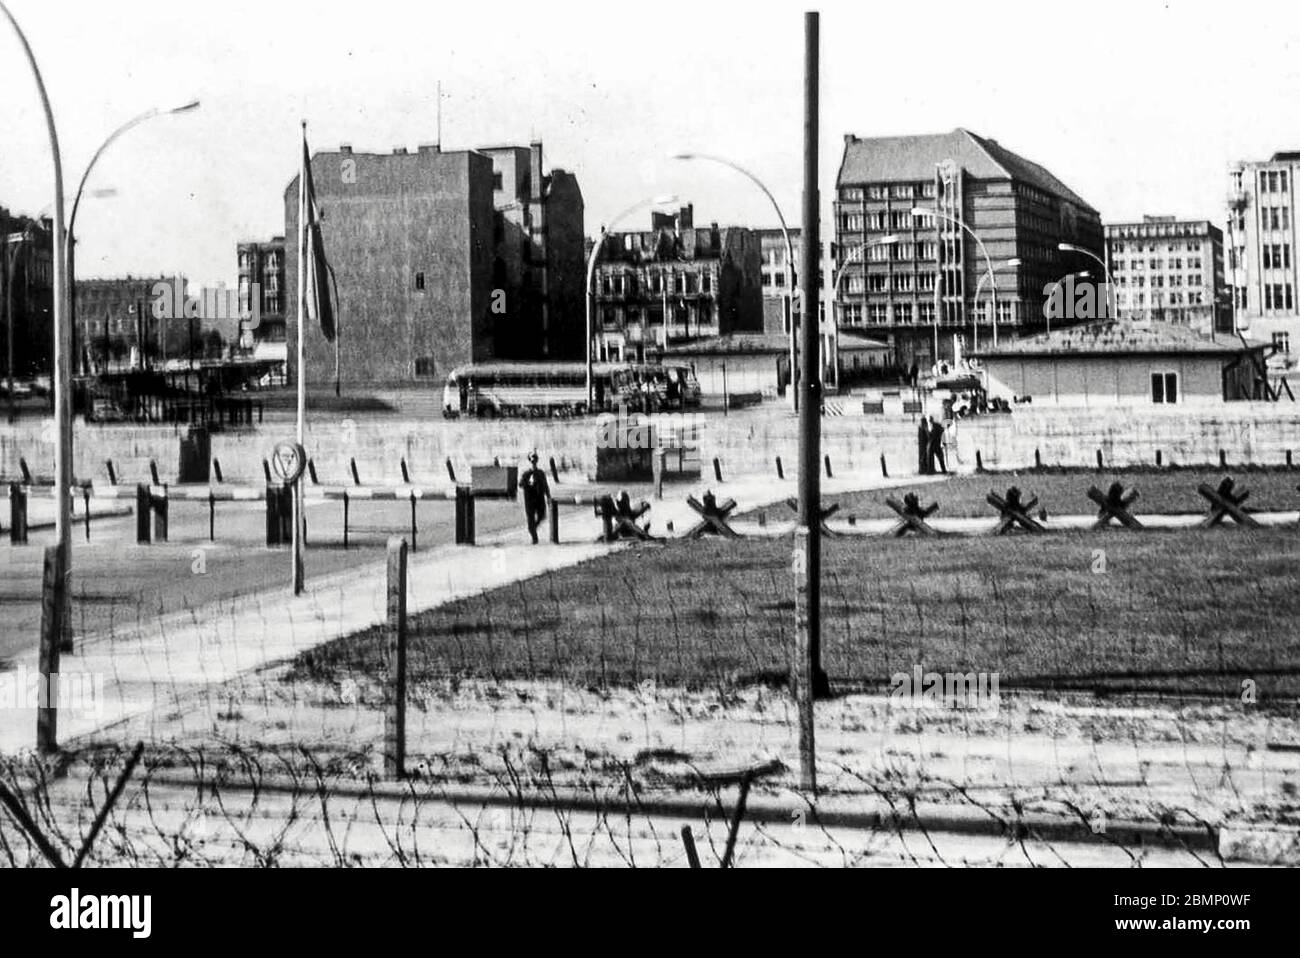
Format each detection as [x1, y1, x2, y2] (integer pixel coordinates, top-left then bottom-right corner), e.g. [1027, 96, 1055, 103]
[521, 451, 550, 544]
[928, 416, 947, 475]
[917, 416, 931, 475]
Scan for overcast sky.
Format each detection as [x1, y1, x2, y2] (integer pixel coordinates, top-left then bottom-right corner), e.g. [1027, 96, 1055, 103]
[2, 0, 1298, 287]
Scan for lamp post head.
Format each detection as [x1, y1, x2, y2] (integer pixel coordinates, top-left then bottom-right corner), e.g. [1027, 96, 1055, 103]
[651, 193, 681, 206]
[1005, 257, 1023, 267]
[169, 100, 201, 115]
[877, 234, 900, 245]
[1058, 242, 1080, 253]
[671, 152, 696, 161]
[909, 207, 930, 218]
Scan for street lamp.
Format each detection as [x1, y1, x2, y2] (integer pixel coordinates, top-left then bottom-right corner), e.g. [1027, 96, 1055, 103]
[2, 2, 72, 716]
[68, 101, 201, 374]
[585, 193, 679, 411]
[673, 152, 798, 410]
[969, 257, 1024, 355]
[912, 206, 1000, 354]
[1058, 242, 1112, 295]
[831, 234, 898, 387]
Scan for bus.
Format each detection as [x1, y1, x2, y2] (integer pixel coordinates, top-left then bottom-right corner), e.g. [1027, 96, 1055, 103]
[441, 361, 700, 418]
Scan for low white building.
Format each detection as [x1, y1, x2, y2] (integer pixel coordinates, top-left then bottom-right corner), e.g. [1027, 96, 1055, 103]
[659, 332, 890, 398]
[972, 320, 1272, 407]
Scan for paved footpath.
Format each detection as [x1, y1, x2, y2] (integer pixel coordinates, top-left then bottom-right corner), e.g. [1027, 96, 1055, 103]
[0, 469, 930, 755]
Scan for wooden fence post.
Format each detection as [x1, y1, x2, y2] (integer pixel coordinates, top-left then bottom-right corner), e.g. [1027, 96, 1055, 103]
[549, 501, 560, 544]
[36, 544, 62, 755]
[384, 538, 408, 780]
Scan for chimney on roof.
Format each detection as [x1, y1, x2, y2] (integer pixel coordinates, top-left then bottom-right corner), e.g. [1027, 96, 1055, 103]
[393, 147, 408, 155]
[417, 143, 440, 153]
[340, 144, 352, 154]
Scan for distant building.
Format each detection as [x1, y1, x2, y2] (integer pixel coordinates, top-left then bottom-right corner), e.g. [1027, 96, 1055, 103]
[1105, 216, 1226, 335]
[590, 204, 763, 363]
[834, 128, 1104, 368]
[236, 237, 286, 346]
[0, 208, 53, 378]
[972, 319, 1270, 407]
[756, 227, 827, 335]
[1228, 152, 1300, 385]
[74, 276, 204, 373]
[284, 140, 584, 389]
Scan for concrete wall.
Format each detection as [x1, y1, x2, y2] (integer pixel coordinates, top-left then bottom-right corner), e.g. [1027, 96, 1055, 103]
[6, 404, 1300, 490]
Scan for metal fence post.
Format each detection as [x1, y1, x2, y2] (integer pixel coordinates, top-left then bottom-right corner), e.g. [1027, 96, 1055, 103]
[36, 544, 62, 754]
[8, 483, 27, 544]
[384, 537, 408, 780]
[135, 484, 151, 544]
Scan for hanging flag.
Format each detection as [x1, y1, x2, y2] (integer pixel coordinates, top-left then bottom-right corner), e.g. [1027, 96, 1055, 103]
[301, 135, 335, 342]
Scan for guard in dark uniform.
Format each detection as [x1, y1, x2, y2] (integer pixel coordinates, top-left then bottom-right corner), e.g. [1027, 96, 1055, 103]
[521, 451, 550, 544]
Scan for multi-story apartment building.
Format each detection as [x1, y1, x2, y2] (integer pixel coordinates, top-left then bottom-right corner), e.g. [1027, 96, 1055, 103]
[73, 276, 202, 372]
[478, 143, 585, 360]
[284, 140, 583, 388]
[236, 237, 286, 349]
[1228, 152, 1300, 380]
[834, 129, 1103, 367]
[0, 208, 53, 379]
[590, 204, 763, 363]
[756, 227, 827, 335]
[1105, 216, 1226, 335]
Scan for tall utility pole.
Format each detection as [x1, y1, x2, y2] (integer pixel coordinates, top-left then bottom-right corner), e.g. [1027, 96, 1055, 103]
[794, 9, 825, 795]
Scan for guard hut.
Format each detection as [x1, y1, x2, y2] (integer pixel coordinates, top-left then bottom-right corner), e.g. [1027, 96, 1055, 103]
[970, 319, 1273, 406]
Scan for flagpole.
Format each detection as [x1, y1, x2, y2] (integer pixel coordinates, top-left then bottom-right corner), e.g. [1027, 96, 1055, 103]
[293, 121, 307, 595]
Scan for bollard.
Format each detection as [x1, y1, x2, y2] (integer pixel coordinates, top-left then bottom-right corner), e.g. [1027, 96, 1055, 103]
[135, 484, 152, 544]
[307, 459, 319, 485]
[152, 486, 169, 542]
[455, 486, 476, 545]
[401, 458, 411, 484]
[549, 501, 560, 544]
[653, 448, 666, 501]
[1034, 448, 1043, 471]
[1289, 450, 1295, 470]
[775, 456, 785, 480]
[212, 458, 224, 483]
[350, 458, 361, 486]
[208, 491, 216, 542]
[1219, 449, 1228, 469]
[445, 458, 456, 483]
[8, 483, 28, 544]
[82, 487, 91, 542]
[975, 450, 984, 473]
[262, 459, 272, 484]
[1156, 449, 1163, 467]
[824, 454, 833, 479]
[1096, 449, 1104, 471]
[149, 460, 160, 486]
[105, 459, 117, 485]
[549, 456, 560, 485]
[713, 458, 723, 483]
[384, 538, 408, 780]
[880, 454, 888, 479]
[19, 458, 31, 485]
[266, 484, 292, 547]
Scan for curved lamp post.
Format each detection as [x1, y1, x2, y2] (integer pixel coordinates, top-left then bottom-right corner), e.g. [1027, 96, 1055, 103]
[69, 101, 200, 373]
[831, 234, 898, 387]
[584, 193, 679, 411]
[912, 206, 999, 355]
[1044, 270, 1091, 335]
[1058, 242, 1112, 314]
[673, 153, 798, 410]
[2, 1, 72, 730]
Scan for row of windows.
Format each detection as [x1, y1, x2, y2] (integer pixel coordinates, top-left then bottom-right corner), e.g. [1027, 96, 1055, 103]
[1264, 283, 1295, 310]
[1260, 170, 1290, 194]
[839, 182, 938, 202]
[1116, 275, 1205, 289]
[600, 272, 714, 296]
[1114, 257, 1204, 271]
[601, 304, 715, 327]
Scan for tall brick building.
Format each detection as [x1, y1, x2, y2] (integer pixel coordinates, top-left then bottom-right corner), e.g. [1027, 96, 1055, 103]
[590, 204, 763, 363]
[834, 129, 1103, 367]
[284, 140, 584, 389]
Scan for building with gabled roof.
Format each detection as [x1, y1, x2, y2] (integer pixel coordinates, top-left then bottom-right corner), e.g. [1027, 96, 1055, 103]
[834, 128, 1103, 370]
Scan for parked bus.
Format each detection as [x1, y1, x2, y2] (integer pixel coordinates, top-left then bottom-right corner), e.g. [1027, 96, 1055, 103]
[441, 361, 700, 418]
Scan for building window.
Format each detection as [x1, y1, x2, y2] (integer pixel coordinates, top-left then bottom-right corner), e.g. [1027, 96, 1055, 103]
[492, 172, 503, 190]
[415, 272, 425, 291]
[414, 357, 436, 378]
[702, 273, 712, 293]
[1273, 331, 1291, 354]
[1151, 371, 1178, 404]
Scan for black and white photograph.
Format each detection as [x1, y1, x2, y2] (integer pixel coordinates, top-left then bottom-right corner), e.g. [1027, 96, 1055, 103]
[0, 0, 1294, 935]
